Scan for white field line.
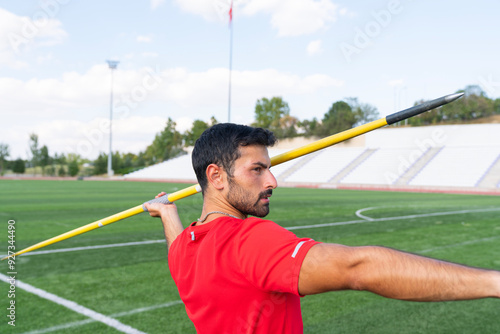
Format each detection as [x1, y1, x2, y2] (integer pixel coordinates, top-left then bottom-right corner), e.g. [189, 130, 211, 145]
[286, 207, 500, 230]
[20, 300, 183, 334]
[0, 273, 146, 334]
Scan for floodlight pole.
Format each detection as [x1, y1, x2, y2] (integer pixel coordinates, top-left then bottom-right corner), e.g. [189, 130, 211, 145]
[106, 60, 119, 177]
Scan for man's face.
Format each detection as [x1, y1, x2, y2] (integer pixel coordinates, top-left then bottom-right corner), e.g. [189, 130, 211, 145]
[225, 145, 277, 217]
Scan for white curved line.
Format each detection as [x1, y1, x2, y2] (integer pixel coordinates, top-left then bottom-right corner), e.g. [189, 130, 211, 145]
[355, 207, 378, 221]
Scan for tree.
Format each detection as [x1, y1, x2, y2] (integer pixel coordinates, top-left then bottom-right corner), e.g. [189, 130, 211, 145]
[278, 115, 299, 138]
[53, 152, 67, 166]
[297, 118, 319, 137]
[12, 158, 25, 174]
[144, 118, 184, 163]
[0, 143, 9, 175]
[68, 160, 79, 177]
[184, 117, 217, 147]
[111, 151, 124, 173]
[58, 165, 66, 177]
[345, 98, 380, 126]
[122, 153, 135, 170]
[28, 133, 41, 175]
[252, 97, 293, 138]
[494, 98, 500, 115]
[93, 153, 108, 175]
[315, 101, 356, 137]
[67, 153, 80, 177]
[40, 145, 51, 176]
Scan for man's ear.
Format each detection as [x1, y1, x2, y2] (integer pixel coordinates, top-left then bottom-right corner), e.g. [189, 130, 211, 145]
[206, 164, 225, 190]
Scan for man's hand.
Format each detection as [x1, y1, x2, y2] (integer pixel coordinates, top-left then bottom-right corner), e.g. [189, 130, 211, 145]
[144, 192, 184, 249]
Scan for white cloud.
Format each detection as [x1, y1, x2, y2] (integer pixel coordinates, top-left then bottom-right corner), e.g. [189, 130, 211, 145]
[150, 0, 166, 10]
[307, 39, 323, 56]
[173, 0, 226, 22]
[172, 0, 340, 35]
[0, 65, 169, 116]
[141, 52, 159, 58]
[0, 8, 67, 67]
[136, 35, 152, 43]
[159, 67, 343, 108]
[269, 0, 339, 36]
[0, 64, 342, 117]
[338, 6, 355, 18]
[388, 79, 404, 87]
[36, 52, 54, 64]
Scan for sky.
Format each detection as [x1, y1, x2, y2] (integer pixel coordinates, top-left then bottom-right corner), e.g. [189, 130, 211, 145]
[1, 0, 499, 160]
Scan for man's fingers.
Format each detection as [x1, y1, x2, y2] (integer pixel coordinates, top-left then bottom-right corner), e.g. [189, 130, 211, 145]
[144, 203, 159, 217]
[155, 192, 167, 199]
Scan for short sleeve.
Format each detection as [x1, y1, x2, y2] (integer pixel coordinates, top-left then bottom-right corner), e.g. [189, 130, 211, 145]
[235, 218, 320, 295]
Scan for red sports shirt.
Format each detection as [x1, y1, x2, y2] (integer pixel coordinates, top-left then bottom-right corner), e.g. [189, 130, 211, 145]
[168, 216, 319, 334]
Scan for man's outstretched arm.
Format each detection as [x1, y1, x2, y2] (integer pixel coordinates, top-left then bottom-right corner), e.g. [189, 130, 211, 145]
[299, 243, 500, 300]
[144, 192, 184, 249]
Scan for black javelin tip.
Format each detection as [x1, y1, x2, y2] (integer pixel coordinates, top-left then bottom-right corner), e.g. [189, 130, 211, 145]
[386, 92, 464, 125]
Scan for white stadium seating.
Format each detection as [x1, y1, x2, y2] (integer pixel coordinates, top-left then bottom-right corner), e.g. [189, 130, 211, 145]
[124, 154, 196, 181]
[409, 146, 500, 187]
[340, 147, 424, 185]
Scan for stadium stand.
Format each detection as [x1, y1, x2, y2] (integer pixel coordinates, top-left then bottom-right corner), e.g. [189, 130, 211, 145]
[124, 124, 500, 193]
[408, 147, 500, 187]
[124, 153, 196, 182]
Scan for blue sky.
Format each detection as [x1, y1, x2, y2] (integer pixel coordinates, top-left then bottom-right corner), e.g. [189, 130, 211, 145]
[1, 0, 499, 160]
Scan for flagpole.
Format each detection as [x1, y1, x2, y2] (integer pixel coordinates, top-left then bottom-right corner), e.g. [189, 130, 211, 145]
[227, 1, 233, 123]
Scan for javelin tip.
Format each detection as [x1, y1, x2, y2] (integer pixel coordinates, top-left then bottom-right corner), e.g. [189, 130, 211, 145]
[444, 92, 465, 103]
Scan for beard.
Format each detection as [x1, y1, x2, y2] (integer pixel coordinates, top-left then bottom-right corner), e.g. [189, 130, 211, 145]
[226, 177, 272, 217]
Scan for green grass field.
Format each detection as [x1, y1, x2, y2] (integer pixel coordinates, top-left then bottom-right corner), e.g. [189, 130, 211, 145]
[1, 179, 499, 333]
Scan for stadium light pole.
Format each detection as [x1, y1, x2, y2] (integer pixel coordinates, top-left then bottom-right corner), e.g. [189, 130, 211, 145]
[106, 60, 119, 177]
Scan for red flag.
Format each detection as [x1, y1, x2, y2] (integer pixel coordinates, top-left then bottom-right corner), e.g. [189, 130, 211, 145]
[229, 0, 233, 25]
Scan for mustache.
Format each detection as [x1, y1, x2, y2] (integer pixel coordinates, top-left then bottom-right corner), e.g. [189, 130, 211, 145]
[259, 189, 273, 198]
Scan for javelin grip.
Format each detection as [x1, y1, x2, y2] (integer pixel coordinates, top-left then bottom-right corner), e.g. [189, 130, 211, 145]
[386, 92, 464, 125]
[142, 193, 172, 211]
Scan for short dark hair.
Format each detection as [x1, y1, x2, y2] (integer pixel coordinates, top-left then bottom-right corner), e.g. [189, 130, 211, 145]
[192, 123, 276, 192]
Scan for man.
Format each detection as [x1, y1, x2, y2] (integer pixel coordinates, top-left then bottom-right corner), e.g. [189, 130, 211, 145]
[145, 123, 500, 333]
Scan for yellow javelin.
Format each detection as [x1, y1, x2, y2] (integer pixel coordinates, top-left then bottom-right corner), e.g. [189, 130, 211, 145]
[2, 92, 463, 260]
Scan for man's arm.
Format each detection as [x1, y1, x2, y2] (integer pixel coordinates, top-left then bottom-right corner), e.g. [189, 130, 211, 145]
[144, 192, 184, 249]
[298, 243, 500, 300]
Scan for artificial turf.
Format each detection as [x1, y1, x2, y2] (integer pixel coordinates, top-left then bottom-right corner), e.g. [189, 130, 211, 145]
[0, 179, 499, 333]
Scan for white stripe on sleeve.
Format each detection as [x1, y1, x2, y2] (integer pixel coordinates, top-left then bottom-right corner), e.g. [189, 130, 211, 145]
[291, 241, 307, 258]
